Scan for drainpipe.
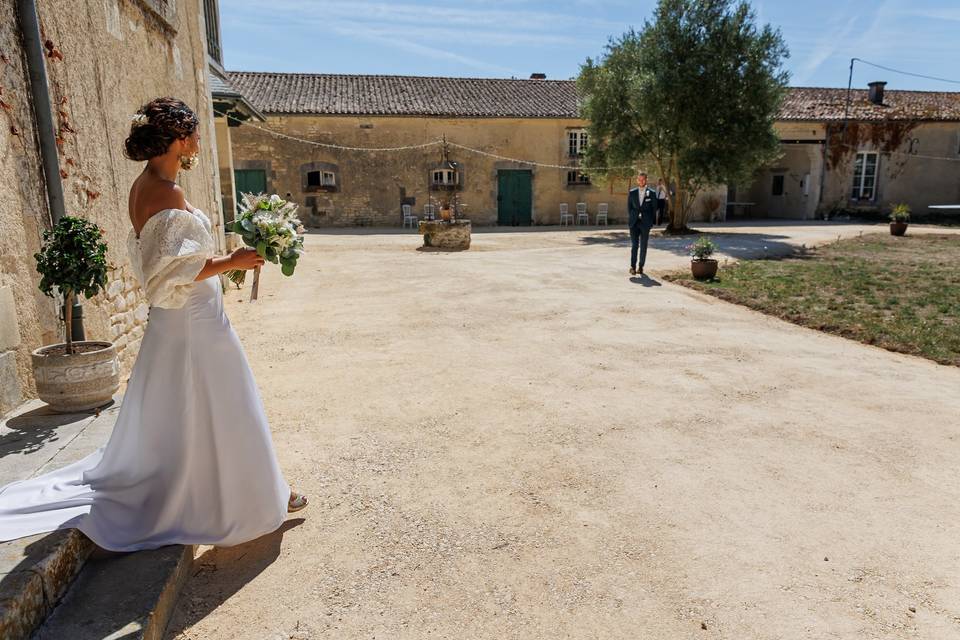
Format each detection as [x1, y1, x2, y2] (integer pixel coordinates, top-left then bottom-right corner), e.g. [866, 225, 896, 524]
[17, 0, 66, 226]
[18, 0, 83, 339]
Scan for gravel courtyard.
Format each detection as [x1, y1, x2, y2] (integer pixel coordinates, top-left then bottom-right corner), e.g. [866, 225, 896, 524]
[168, 223, 960, 640]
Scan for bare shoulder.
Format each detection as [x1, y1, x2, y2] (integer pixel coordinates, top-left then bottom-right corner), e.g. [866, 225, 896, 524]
[131, 180, 187, 234]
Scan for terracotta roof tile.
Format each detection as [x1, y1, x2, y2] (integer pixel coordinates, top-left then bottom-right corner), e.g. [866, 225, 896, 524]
[227, 72, 960, 122]
[780, 87, 960, 121]
[228, 72, 579, 118]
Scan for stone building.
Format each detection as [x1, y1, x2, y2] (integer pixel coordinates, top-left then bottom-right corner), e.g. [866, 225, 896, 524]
[737, 83, 960, 220]
[224, 72, 679, 227]
[223, 73, 960, 226]
[0, 0, 227, 413]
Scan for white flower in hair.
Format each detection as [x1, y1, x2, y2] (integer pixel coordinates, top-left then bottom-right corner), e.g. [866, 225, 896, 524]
[131, 113, 149, 127]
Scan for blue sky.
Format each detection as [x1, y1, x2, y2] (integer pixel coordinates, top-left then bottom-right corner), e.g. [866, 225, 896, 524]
[221, 0, 960, 90]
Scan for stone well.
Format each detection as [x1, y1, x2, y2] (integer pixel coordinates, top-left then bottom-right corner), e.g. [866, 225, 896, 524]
[418, 220, 471, 250]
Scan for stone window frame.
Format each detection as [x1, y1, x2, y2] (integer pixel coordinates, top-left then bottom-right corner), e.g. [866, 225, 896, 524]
[301, 161, 339, 193]
[133, 0, 178, 33]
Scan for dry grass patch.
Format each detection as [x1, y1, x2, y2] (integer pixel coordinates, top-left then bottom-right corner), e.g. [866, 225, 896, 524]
[665, 233, 960, 366]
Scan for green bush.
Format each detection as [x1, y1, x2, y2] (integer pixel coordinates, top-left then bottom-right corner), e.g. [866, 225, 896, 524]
[34, 215, 108, 351]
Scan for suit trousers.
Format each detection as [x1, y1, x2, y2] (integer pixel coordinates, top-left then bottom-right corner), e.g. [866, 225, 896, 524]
[630, 224, 650, 270]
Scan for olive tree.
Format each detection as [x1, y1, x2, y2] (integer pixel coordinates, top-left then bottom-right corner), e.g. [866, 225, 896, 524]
[577, 0, 789, 232]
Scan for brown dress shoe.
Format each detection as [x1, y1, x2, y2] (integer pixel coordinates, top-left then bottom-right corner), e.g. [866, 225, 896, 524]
[629, 267, 636, 276]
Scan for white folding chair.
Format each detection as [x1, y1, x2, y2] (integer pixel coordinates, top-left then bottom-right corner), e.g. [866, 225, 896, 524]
[559, 203, 573, 226]
[423, 204, 435, 221]
[596, 203, 608, 226]
[402, 204, 417, 228]
[576, 202, 588, 225]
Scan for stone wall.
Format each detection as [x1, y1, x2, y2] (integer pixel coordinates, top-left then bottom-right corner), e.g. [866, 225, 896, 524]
[0, 0, 224, 413]
[228, 115, 627, 226]
[739, 120, 960, 219]
[819, 121, 960, 216]
[228, 113, 762, 227]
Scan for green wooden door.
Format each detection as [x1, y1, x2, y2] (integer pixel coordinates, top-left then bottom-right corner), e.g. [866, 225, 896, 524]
[234, 169, 267, 215]
[497, 170, 533, 226]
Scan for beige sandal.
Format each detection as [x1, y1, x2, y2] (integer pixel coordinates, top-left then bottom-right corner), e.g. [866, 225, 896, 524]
[288, 492, 308, 513]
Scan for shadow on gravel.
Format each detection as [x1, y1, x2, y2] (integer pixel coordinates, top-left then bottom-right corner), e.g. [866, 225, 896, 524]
[164, 518, 306, 639]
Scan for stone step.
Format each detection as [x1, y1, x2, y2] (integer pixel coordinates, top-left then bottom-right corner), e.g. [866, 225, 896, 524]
[32, 544, 195, 640]
[0, 529, 94, 640]
[0, 398, 121, 639]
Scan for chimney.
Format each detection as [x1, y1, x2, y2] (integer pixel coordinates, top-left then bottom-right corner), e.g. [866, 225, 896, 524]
[868, 81, 886, 105]
[530, 73, 546, 80]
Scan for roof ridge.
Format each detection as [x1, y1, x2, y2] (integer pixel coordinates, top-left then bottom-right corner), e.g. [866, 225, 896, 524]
[227, 72, 960, 95]
[227, 70, 576, 83]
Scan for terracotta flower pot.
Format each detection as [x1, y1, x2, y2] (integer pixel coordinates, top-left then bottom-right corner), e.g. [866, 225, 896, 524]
[691, 258, 718, 280]
[890, 222, 908, 236]
[440, 208, 452, 222]
[31, 341, 119, 412]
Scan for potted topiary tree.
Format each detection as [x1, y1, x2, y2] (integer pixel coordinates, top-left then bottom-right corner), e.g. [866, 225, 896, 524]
[689, 236, 719, 280]
[889, 203, 910, 236]
[31, 215, 119, 412]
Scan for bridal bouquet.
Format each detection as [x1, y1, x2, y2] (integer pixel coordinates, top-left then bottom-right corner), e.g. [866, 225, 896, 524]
[226, 193, 305, 301]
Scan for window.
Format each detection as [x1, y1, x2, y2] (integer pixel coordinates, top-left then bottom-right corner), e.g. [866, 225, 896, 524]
[306, 170, 337, 191]
[431, 169, 457, 186]
[202, 0, 222, 63]
[567, 170, 591, 186]
[771, 174, 784, 196]
[568, 130, 588, 157]
[851, 151, 879, 201]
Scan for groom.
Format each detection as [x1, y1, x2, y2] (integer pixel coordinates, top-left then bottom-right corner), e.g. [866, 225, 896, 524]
[628, 170, 658, 275]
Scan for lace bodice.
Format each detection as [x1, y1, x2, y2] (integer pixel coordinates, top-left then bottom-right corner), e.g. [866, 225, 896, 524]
[127, 208, 214, 309]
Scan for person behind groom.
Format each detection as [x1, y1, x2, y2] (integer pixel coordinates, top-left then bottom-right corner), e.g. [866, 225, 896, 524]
[628, 169, 658, 276]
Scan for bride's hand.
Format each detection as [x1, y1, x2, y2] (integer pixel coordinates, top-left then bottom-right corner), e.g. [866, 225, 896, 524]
[229, 247, 265, 270]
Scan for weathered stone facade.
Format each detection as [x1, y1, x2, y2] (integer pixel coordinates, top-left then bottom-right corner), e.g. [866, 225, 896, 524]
[738, 120, 960, 220]
[224, 76, 959, 226]
[738, 85, 960, 220]
[228, 114, 629, 227]
[0, 0, 225, 413]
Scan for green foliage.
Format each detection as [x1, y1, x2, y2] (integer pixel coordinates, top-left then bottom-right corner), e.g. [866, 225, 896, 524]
[889, 203, 911, 222]
[688, 235, 717, 260]
[577, 0, 789, 231]
[34, 215, 109, 300]
[226, 192, 305, 286]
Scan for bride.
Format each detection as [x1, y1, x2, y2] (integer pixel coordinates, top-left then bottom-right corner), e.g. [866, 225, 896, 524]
[0, 97, 306, 551]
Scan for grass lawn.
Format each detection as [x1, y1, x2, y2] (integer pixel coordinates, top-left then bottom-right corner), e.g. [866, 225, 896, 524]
[664, 233, 960, 366]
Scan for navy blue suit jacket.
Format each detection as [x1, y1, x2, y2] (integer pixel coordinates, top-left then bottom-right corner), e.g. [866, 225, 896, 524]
[628, 186, 658, 229]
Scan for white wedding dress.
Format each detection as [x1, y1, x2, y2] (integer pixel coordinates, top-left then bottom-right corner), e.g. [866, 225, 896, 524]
[0, 208, 290, 551]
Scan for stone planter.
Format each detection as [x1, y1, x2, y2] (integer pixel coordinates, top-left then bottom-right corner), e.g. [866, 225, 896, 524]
[418, 220, 471, 250]
[691, 258, 718, 280]
[890, 222, 908, 236]
[31, 341, 119, 412]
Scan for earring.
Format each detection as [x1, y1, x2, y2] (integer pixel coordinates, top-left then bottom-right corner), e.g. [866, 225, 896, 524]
[179, 153, 199, 171]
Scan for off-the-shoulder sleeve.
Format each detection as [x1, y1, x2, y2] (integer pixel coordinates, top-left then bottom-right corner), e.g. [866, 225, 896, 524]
[134, 210, 214, 309]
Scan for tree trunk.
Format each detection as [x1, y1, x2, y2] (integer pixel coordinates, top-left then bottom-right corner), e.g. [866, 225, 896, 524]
[63, 290, 74, 355]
